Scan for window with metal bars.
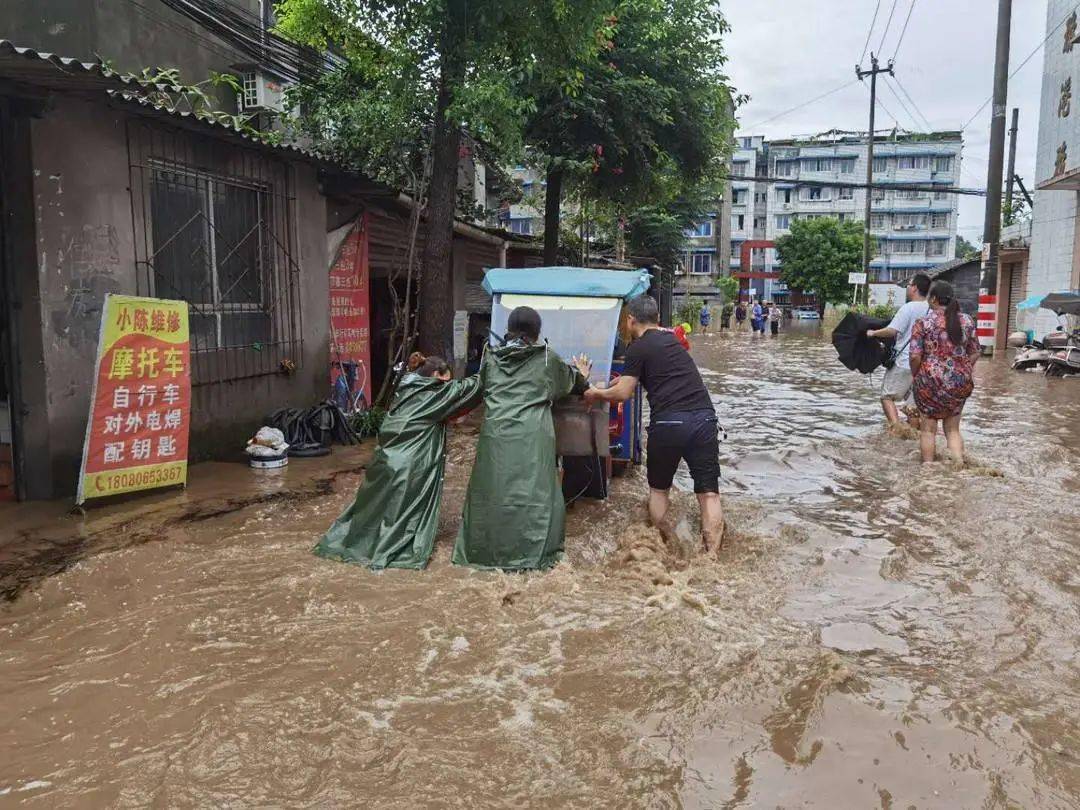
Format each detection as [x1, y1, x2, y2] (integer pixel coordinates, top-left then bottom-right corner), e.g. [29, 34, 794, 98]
[128, 121, 303, 385]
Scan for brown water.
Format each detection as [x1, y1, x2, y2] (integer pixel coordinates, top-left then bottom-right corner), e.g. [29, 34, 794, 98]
[1, 326, 1078, 808]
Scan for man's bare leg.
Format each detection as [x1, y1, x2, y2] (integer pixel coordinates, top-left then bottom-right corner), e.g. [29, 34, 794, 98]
[881, 397, 900, 425]
[697, 492, 724, 553]
[648, 487, 674, 543]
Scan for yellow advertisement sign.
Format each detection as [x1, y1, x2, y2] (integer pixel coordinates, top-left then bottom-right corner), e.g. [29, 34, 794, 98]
[76, 294, 192, 503]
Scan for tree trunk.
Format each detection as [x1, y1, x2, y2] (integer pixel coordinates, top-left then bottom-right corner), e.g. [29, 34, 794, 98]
[543, 165, 563, 265]
[418, 48, 464, 359]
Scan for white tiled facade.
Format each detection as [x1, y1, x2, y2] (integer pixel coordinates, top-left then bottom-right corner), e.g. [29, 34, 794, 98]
[765, 134, 962, 282]
[1026, 0, 1080, 335]
[685, 132, 963, 302]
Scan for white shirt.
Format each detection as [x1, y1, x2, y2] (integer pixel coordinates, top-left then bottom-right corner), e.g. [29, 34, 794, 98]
[887, 300, 930, 366]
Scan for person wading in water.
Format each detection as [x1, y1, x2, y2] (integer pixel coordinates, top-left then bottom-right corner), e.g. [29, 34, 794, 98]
[453, 306, 592, 571]
[585, 295, 723, 553]
[910, 280, 981, 463]
[314, 353, 481, 570]
[866, 272, 931, 427]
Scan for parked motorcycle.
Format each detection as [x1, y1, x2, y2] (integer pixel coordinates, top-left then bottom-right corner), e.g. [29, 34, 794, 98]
[1012, 342, 1053, 371]
[1012, 328, 1075, 371]
[1045, 345, 1080, 377]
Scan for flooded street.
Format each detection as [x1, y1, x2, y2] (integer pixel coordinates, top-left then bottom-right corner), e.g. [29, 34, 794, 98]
[1, 325, 1078, 808]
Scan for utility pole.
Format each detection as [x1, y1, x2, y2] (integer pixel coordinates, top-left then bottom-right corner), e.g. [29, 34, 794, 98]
[979, 0, 1012, 353]
[1004, 107, 1019, 224]
[856, 53, 894, 305]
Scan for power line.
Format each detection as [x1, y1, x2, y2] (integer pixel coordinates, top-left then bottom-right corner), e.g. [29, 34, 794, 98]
[877, 0, 900, 54]
[890, 73, 934, 131]
[861, 79, 902, 129]
[721, 173, 986, 196]
[891, 0, 918, 62]
[960, 3, 1077, 132]
[859, 0, 883, 66]
[883, 75, 922, 131]
[743, 79, 861, 130]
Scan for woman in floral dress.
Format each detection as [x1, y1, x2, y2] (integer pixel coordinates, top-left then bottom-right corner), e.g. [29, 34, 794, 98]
[909, 280, 982, 463]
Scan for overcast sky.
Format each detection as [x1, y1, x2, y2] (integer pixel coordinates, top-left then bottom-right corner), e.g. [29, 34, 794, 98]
[716, 0, 1050, 243]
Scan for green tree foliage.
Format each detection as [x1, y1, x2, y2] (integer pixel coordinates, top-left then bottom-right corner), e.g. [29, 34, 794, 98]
[955, 234, 980, 259]
[524, 0, 736, 263]
[714, 275, 738, 304]
[775, 218, 864, 306]
[275, 0, 614, 357]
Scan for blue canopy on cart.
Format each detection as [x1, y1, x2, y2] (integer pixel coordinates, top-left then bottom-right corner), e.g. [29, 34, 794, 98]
[482, 267, 652, 300]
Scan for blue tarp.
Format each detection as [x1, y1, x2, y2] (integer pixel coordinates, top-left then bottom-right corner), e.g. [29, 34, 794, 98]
[482, 267, 652, 300]
[1017, 295, 1045, 311]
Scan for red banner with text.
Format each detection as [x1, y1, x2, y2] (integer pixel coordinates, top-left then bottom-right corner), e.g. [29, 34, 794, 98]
[329, 215, 372, 408]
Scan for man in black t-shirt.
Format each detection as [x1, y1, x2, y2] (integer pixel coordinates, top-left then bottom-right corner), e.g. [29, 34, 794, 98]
[585, 295, 723, 553]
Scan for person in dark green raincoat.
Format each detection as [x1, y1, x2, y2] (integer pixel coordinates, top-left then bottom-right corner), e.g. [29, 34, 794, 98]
[314, 353, 481, 570]
[453, 306, 590, 571]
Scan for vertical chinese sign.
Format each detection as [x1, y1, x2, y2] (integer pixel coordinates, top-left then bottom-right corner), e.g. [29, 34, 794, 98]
[76, 294, 191, 503]
[329, 215, 372, 407]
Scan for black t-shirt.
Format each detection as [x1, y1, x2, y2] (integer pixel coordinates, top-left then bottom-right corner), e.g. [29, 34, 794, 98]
[622, 329, 713, 416]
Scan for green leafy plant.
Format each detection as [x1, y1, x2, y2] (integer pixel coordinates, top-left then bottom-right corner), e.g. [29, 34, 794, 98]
[349, 407, 387, 438]
[676, 298, 704, 328]
[714, 275, 739, 304]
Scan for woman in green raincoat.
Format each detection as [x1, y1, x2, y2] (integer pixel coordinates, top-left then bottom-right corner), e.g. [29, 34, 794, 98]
[315, 353, 481, 570]
[453, 306, 590, 571]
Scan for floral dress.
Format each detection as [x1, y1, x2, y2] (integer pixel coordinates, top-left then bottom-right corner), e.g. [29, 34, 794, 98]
[910, 309, 981, 418]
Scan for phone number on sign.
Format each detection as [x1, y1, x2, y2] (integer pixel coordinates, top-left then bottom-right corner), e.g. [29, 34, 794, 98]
[97, 465, 184, 491]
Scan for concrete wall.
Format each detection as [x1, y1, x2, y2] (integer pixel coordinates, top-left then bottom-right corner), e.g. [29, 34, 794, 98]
[30, 97, 137, 493]
[1026, 0, 1080, 336]
[1, 0, 259, 95]
[21, 94, 328, 497]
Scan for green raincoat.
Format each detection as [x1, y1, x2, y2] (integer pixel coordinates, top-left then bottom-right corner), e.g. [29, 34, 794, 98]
[452, 342, 586, 571]
[314, 373, 482, 570]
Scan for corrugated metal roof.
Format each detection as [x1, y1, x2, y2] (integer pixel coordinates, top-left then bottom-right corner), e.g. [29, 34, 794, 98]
[0, 40, 145, 91]
[0, 39, 508, 244]
[0, 39, 323, 164]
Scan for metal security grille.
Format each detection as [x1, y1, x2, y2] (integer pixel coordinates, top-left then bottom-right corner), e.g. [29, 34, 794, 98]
[127, 120, 303, 385]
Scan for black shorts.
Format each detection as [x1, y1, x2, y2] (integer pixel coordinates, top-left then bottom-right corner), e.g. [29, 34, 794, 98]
[646, 409, 721, 494]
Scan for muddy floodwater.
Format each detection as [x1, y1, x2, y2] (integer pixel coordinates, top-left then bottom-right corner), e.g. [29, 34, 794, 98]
[1, 325, 1078, 808]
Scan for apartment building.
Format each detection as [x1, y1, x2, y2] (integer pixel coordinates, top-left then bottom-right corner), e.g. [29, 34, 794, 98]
[684, 131, 963, 306]
[677, 136, 763, 299]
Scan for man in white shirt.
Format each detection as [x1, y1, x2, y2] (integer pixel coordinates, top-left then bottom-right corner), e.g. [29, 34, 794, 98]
[866, 273, 931, 426]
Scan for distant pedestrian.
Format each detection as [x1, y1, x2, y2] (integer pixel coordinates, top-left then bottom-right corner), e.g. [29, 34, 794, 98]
[721, 302, 733, 330]
[699, 302, 711, 334]
[735, 303, 747, 330]
[751, 301, 764, 335]
[768, 303, 782, 336]
[909, 280, 981, 464]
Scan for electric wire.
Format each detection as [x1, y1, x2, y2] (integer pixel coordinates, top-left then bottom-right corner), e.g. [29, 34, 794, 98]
[877, 0, 900, 54]
[960, 3, 1079, 132]
[859, 0, 883, 66]
[861, 79, 902, 130]
[891, 0, 918, 62]
[890, 72, 934, 131]
[742, 79, 861, 130]
[882, 75, 922, 131]
[720, 173, 986, 196]
[122, 0, 254, 67]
